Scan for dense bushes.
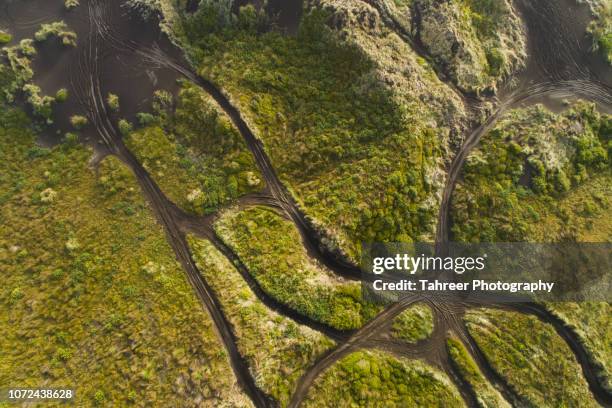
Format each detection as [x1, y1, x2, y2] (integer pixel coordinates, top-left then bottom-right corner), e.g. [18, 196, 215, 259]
[303, 350, 464, 407]
[124, 82, 262, 215]
[166, 3, 461, 259]
[588, 1, 612, 64]
[546, 302, 612, 393]
[414, 0, 526, 92]
[215, 206, 379, 330]
[0, 30, 12, 45]
[465, 309, 597, 406]
[34, 21, 77, 47]
[446, 336, 510, 407]
[452, 102, 611, 242]
[188, 236, 334, 406]
[390, 303, 434, 343]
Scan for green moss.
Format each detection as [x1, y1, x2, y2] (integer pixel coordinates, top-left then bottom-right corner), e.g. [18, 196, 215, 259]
[465, 309, 598, 407]
[215, 206, 380, 330]
[452, 102, 612, 242]
[446, 336, 510, 408]
[415, 0, 526, 92]
[167, 4, 463, 260]
[0, 30, 12, 45]
[124, 82, 262, 215]
[188, 236, 334, 407]
[546, 302, 612, 392]
[588, 2, 612, 65]
[390, 303, 434, 343]
[303, 350, 465, 407]
[34, 21, 77, 47]
[0, 108, 250, 406]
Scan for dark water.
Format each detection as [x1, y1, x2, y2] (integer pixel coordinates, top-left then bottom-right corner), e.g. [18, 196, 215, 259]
[0, 0, 182, 148]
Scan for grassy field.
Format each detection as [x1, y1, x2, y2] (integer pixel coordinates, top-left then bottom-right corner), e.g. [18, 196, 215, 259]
[0, 108, 249, 406]
[214, 206, 379, 330]
[125, 82, 263, 215]
[303, 349, 465, 407]
[188, 236, 335, 406]
[162, 1, 467, 261]
[446, 336, 510, 408]
[465, 308, 598, 407]
[390, 303, 434, 343]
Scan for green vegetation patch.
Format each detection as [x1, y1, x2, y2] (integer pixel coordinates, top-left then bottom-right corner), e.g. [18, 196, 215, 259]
[124, 82, 262, 215]
[451, 102, 611, 395]
[303, 349, 465, 407]
[215, 206, 379, 330]
[465, 308, 598, 407]
[452, 102, 612, 242]
[390, 303, 434, 343]
[1, 39, 36, 103]
[446, 336, 510, 408]
[0, 30, 12, 45]
[547, 302, 612, 392]
[64, 0, 80, 10]
[188, 236, 334, 406]
[34, 21, 77, 47]
[0, 108, 250, 406]
[165, 2, 466, 260]
[588, 1, 612, 65]
[415, 0, 526, 92]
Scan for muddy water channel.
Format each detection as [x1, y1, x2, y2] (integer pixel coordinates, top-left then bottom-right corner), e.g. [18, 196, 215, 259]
[0, 0, 181, 147]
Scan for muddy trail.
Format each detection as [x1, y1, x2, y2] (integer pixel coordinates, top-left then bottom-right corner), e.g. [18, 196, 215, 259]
[5, 0, 612, 407]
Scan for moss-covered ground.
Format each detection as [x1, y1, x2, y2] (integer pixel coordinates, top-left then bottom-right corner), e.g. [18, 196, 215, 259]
[0, 108, 249, 406]
[452, 103, 612, 394]
[124, 82, 263, 215]
[452, 101, 611, 394]
[188, 236, 335, 406]
[163, 2, 467, 260]
[465, 308, 598, 407]
[588, 1, 612, 65]
[452, 102, 611, 242]
[303, 349, 465, 407]
[546, 302, 612, 392]
[390, 303, 434, 343]
[415, 0, 526, 92]
[446, 336, 510, 408]
[214, 206, 379, 330]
